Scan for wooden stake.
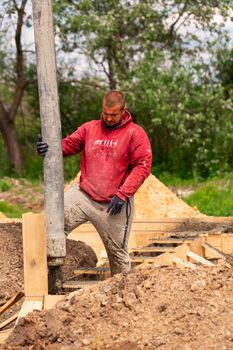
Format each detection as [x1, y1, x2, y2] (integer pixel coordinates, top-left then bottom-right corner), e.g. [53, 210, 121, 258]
[23, 212, 48, 297]
[0, 291, 24, 316]
[0, 312, 19, 330]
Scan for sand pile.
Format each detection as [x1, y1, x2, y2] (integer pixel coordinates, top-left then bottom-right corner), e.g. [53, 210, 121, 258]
[2, 263, 233, 350]
[68, 173, 202, 219]
[134, 174, 202, 218]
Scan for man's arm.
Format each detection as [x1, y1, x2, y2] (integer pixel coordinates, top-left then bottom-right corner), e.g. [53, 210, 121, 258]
[115, 127, 152, 200]
[62, 124, 86, 157]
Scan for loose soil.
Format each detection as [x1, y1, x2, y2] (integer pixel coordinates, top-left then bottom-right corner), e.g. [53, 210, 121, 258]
[1, 263, 233, 350]
[0, 223, 97, 325]
[0, 175, 232, 349]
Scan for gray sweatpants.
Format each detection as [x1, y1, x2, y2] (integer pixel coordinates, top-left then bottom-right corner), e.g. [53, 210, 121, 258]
[64, 183, 134, 275]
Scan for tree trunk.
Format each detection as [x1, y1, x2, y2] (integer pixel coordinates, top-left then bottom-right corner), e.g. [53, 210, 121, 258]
[0, 0, 27, 174]
[0, 104, 24, 173]
[106, 43, 117, 89]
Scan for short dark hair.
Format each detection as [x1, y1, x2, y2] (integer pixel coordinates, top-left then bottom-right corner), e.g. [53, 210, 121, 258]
[103, 90, 125, 110]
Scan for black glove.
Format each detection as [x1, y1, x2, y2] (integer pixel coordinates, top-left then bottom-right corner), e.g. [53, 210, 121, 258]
[107, 195, 125, 215]
[36, 135, 48, 157]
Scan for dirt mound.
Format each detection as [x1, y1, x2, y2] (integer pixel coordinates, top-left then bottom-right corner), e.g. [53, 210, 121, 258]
[0, 223, 97, 324]
[134, 174, 202, 218]
[67, 173, 202, 219]
[2, 263, 233, 350]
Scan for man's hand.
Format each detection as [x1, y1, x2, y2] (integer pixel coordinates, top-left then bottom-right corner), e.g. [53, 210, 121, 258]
[36, 135, 48, 156]
[107, 195, 125, 215]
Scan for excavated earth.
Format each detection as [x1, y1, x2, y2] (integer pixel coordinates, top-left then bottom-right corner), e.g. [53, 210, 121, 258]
[1, 175, 233, 349]
[0, 223, 97, 325]
[1, 263, 233, 350]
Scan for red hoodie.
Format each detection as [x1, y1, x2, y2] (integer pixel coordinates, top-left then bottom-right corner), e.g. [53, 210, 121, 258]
[62, 110, 152, 202]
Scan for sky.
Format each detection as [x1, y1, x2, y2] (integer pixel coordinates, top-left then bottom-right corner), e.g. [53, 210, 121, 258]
[1, 2, 233, 79]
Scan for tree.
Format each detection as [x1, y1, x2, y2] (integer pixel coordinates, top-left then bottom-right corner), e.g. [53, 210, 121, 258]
[0, 0, 30, 173]
[54, 0, 233, 89]
[215, 46, 233, 97]
[124, 52, 233, 177]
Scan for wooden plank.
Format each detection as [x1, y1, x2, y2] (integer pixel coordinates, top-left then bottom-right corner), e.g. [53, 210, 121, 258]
[149, 238, 194, 244]
[202, 242, 225, 259]
[188, 236, 205, 257]
[17, 297, 43, 322]
[173, 243, 191, 260]
[131, 256, 157, 263]
[133, 217, 233, 223]
[221, 234, 233, 254]
[43, 295, 64, 310]
[133, 225, 186, 233]
[0, 291, 24, 316]
[135, 232, 169, 247]
[74, 267, 110, 275]
[129, 247, 175, 253]
[172, 257, 197, 269]
[22, 212, 48, 297]
[0, 216, 232, 226]
[0, 218, 23, 224]
[0, 312, 19, 330]
[62, 281, 99, 289]
[206, 234, 222, 250]
[186, 251, 214, 266]
[152, 252, 175, 265]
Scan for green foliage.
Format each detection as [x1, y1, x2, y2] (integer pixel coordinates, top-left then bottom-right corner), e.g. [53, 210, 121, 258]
[215, 46, 233, 95]
[156, 172, 233, 216]
[63, 155, 81, 181]
[0, 179, 13, 192]
[0, 201, 27, 218]
[185, 178, 233, 216]
[156, 171, 202, 187]
[124, 51, 233, 178]
[54, 0, 233, 87]
[59, 81, 104, 135]
[21, 155, 44, 181]
[1, 0, 233, 180]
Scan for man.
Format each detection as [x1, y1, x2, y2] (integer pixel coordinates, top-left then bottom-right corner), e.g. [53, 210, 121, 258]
[37, 90, 152, 275]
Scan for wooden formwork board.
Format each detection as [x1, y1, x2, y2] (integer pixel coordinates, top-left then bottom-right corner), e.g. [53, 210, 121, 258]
[206, 233, 233, 254]
[0, 216, 230, 347]
[0, 218, 22, 223]
[32, 216, 233, 267]
[22, 212, 48, 297]
[1, 212, 229, 347]
[153, 233, 233, 267]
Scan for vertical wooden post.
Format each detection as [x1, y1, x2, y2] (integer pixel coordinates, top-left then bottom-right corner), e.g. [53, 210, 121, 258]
[32, 0, 66, 262]
[22, 212, 48, 296]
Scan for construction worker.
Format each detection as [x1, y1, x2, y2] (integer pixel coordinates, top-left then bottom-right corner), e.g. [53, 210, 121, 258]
[36, 90, 152, 275]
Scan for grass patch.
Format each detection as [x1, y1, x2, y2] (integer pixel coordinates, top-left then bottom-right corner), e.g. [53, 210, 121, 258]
[0, 201, 28, 218]
[157, 172, 233, 216]
[0, 179, 13, 192]
[157, 172, 203, 188]
[184, 176, 233, 216]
